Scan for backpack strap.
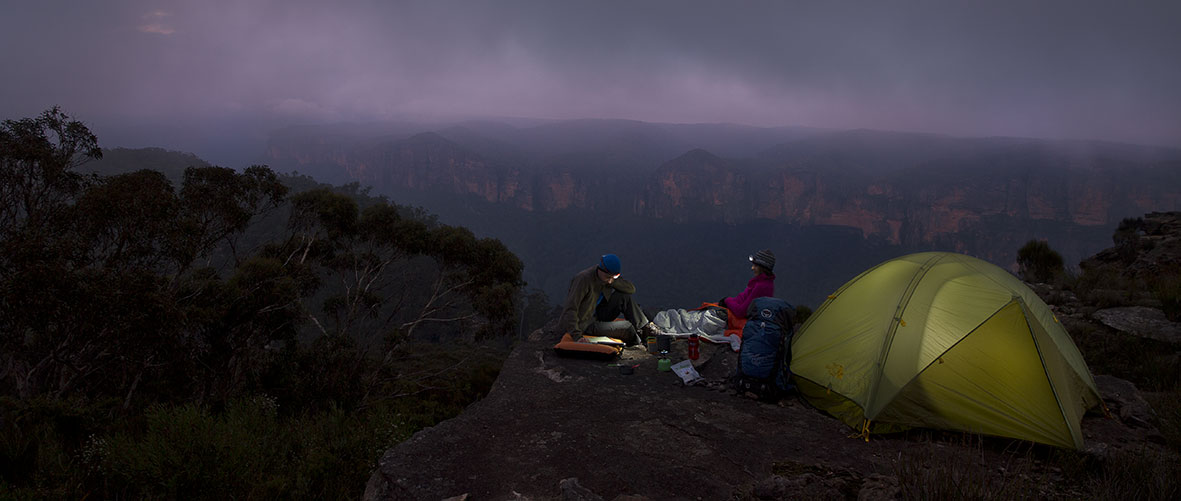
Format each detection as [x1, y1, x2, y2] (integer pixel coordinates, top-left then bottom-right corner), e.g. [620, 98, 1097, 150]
[772, 314, 795, 391]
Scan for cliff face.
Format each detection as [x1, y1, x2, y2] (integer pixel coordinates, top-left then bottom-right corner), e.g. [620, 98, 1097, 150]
[265, 124, 1181, 251]
[641, 149, 750, 223]
[638, 156, 1179, 249]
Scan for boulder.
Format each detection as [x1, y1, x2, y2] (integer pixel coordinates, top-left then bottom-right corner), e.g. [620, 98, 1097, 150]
[1094, 375, 1158, 431]
[559, 478, 603, 501]
[1092, 306, 1181, 344]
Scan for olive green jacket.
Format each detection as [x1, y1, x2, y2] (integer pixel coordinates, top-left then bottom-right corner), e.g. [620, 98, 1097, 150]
[556, 266, 636, 336]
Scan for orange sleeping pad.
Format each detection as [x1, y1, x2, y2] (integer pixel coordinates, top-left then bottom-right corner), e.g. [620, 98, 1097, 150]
[553, 334, 623, 358]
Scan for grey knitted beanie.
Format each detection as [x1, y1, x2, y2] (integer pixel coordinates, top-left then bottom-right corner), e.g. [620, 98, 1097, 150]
[749, 249, 775, 271]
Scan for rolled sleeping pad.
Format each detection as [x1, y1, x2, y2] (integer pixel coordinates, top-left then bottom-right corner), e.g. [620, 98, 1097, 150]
[553, 333, 623, 358]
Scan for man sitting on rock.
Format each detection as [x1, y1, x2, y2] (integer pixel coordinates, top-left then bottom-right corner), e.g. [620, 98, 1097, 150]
[556, 253, 659, 346]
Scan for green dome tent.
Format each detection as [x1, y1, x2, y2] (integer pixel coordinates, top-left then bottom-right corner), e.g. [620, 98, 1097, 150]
[792, 252, 1102, 449]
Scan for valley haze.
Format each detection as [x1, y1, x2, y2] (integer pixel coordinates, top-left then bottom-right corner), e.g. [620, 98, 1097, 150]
[5, 0, 1180, 307]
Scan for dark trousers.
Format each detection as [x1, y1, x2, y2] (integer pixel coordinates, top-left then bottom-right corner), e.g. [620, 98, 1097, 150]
[588, 291, 649, 345]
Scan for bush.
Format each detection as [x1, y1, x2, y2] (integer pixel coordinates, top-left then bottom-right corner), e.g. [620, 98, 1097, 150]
[98, 399, 288, 499]
[892, 436, 1181, 500]
[0, 343, 506, 499]
[1084, 448, 1181, 500]
[892, 435, 1041, 499]
[1114, 217, 1146, 264]
[1017, 239, 1065, 283]
[93, 397, 426, 499]
[90, 342, 504, 499]
[0, 397, 117, 499]
[1151, 272, 1181, 322]
[794, 304, 813, 325]
[1144, 390, 1181, 452]
[1068, 322, 1181, 392]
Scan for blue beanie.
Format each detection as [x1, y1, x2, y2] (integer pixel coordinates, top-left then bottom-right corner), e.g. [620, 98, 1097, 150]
[598, 254, 622, 274]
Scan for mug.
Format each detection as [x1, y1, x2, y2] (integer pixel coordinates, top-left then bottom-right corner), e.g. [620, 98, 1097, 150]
[656, 333, 671, 352]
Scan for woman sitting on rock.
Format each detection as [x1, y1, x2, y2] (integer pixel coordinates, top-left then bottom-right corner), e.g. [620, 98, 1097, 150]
[718, 249, 776, 319]
[651, 249, 776, 350]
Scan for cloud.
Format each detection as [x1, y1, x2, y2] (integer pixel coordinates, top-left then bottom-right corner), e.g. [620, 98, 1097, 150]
[270, 97, 335, 119]
[2, 0, 1179, 150]
[137, 10, 174, 35]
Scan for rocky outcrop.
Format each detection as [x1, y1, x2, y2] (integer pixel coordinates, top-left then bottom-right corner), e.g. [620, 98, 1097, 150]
[363, 332, 1163, 500]
[1094, 375, 1159, 431]
[1081, 211, 1181, 285]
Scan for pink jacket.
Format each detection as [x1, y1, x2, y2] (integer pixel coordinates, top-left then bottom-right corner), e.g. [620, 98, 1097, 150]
[721, 273, 775, 319]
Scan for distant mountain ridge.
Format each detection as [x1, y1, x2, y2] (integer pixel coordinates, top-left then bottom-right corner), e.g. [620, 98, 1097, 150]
[87, 147, 211, 182]
[264, 120, 1181, 255]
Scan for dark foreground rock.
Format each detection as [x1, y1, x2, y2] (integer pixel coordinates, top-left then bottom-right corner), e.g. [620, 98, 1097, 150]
[1093, 306, 1181, 344]
[364, 333, 1165, 500]
[1080, 211, 1181, 286]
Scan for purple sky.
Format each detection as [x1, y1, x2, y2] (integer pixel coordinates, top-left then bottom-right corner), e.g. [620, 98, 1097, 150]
[3, 0, 1180, 163]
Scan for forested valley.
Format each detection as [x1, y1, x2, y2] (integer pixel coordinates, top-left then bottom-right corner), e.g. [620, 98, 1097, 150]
[0, 108, 536, 498]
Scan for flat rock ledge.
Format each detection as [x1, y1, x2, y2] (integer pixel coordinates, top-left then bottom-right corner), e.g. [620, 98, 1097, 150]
[364, 336, 1166, 500]
[1093, 306, 1181, 344]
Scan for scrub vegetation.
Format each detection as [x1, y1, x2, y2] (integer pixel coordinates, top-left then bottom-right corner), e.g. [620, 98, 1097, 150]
[0, 108, 524, 498]
[890, 436, 1181, 500]
[1017, 238, 1066, 283]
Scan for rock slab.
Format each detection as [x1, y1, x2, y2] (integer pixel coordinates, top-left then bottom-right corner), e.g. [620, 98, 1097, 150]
[1093, 306, 1181, 344]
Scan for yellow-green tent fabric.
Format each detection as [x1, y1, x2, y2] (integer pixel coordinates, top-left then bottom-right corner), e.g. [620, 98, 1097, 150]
[792, 252, 1102, 449]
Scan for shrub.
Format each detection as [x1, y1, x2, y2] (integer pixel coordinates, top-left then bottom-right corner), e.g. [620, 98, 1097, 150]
[0, 397, 118, 499]
[1151, 271, 1181, 322]
[1017, 239, 1065, 283]
[99, 399, 290, 499]
[93, 397, 420, 500]
[1068, 323, 1181, 392]
[1114, 217, 1146, 264]
[1084, 448, 1181, 500]
[82, 342, 505, 499]
[794, 305, 813, 325]
[1143, 390, 1181, 451]
[892, 435, 1041, 499]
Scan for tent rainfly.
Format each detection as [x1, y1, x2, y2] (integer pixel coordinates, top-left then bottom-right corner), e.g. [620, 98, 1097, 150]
[791, 252, 1102, 449]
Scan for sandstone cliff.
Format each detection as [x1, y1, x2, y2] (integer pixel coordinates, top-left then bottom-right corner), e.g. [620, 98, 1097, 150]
[266, 122, 1181, 252]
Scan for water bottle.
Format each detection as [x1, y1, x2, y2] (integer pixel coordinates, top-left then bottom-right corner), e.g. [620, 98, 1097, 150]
[688, 333, 699, 360]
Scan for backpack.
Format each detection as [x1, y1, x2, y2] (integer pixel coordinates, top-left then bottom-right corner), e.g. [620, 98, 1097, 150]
[733, 297, 795, 401]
